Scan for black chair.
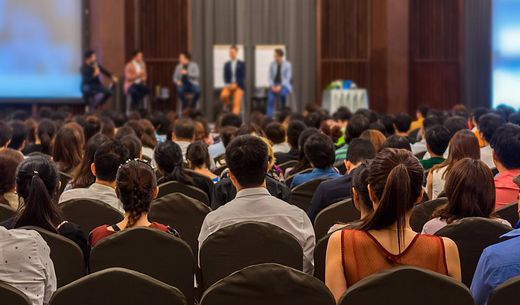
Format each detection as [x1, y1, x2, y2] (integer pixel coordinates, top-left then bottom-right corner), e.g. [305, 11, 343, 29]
[186, 169, 215, 201]
[50, 268, 186, 305]
[0, 282, 32, 305]
[314, 234, 332, 282]
[158, 181, 210, 206]
[496, 202, 519, 228]
[61, 199, 124, 237]
[278, 160, 298, 173]
[314, 198, 359, 241]
[0, 204, 16, 223]
[334, 160, 347, 175]
[339, 266, 474, 305]
[199, 222, 304, 290]
[201, 263, 336, 305]
[58, 172, 72, 196]
[20, 226, 86, 288]
[90, 227, 194, 304]
[415, 151, 427, 160]
[435, 217, 512, 287]
[149, 192, 211, 260]
[289, 178, 329, 211]
[488, 275, 520, 305]
[212, 165, 228, 177]
[285, 168, 312, 187]
[410, 197, 448, 232]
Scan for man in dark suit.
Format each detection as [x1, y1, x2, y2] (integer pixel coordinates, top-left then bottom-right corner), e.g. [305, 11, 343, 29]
[307, 138, 376, 222]
[220, 45, 246, 114]
[80, 50, 118, 110]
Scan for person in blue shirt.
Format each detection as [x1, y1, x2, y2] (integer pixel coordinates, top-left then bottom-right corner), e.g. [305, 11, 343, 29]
[291, 133, 341, 188]
[471, 222, 520, 305]
[267, 49, 292, 118]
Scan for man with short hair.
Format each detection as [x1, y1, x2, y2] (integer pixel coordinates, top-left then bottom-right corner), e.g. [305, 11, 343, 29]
[267, 49, 292, 118]
[307, 138, 376, 222]
[394, 113, 413, 137]
[220, 45, 246, 114]
[265, 122, 290, 154]
[0, 122, 13, 148]
[479, 113, 506, 169]
[335, 114, 370, 161]
[173, 51, 201, 111]
[59, 140, 129, 213]
[275, 120, 306, 164]
[81, 50, 118, 110]
[8, 120, 27, 151]
[172, 118, 195, 159]
[420, 125, 450, 170]
[411, 116, 442, 156]
[198, 135, 315, 274]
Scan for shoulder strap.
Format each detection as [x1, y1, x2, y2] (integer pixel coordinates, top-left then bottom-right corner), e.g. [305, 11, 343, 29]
[111, 224, 121, 232]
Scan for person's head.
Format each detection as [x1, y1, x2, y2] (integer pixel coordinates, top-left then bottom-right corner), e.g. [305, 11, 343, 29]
[115, 159, 158, 228]
[509, 112, 520, 126]
[186, 141, 211, 170]
[220, 126, 238, 148]
[138, 119, 157, 149]
[120, 135, 143, 159]
[345, 138, 376, 173]
[0, 149, 24, 205]
[274, 48, 285, 64]
[394, 113, 412, 134]
[24, 118, 37, 144]
[52, 123, 85, 174]
[173, 118, 195, 141]
[71, 133, 110, 188]
[15, 156, 62, 232]
[490, 123, 520, 171]
[0, 122, 13, 148]
[478, 113, 506, 145]
[381, 135, 411, 152]
[132, 50, 143, 62]
[115, 126, 137, 141]
[416, 105, 429, 120]
[84, 50, 96, 63]
[379, 115, 396, 136]
[360, 129, 386, 152]
[92, 140, 129, 183]
[286, 120, 307, 149]
[225, 135, 268, 189]
[179, 51, 191, 65]
[100, 116, 116, 138]
[472, 107, 490, 127]
[83, 115, 102, 144]
[237, 123, 265, 138]
[332, 107, 352, 128]
[434, 130, 480, 177]
[154, 141, 193, 185]
[194, 119, 212, 145]
[351, 162, 373, 218]
[360, 149, 424, 249]
[219, 113, 242, 129]
[264, 122, 286, 145]
[8, 120, 26, 150]
[444, 116, 468, 138]
[320, 119, 343, 144]
[425, 125, 450, 157]
[229, 45, 238, 60]
[346, 114, 370, 144]
[36, 119, 56, 155]
[304, 134, 335, 170]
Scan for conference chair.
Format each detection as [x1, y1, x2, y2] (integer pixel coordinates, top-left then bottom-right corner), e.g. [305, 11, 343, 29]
[149, 192, 211, 260]
[278, 160, 298, 173]
[58, 172, 72, 196]
[488, 275, 520, 305]
[409, 197, 448, 232]
[435, 217, 512, 287]
[285, 168, 312, 186]
[200, 263, 336, 305]
[314, 198, 360, 240]
[289, 178, 329, 211]
[61, 199, 124, 237]
[157, 181, 210, 206]
[496, 202, 519, 227]
[334, 160, 347, 175]
[185, 169, 215, 202]
[50, 268, 186, 305]
[0, 282, 32, 305]
[0, 203, 16, 223]
[199, 222, 304, 290]
[212, 165, 228, 177]
[314, 234, 332, 282]
[339, 266, 474, 305]
[90, 227, 194, 304]
[20, 226, 86, 288]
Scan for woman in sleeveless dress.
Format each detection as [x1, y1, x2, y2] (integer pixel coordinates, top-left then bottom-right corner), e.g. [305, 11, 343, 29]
[326, 148, 461, 303]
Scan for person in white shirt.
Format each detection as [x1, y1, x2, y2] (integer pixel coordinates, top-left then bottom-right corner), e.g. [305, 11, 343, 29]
[265, 121, 291, 154]
[198, 135, 315, 274]
[172, 118, 195, 160]
[0, 227, 56, 305]
[124, 50, 150, 113]
[478, 113, 506, 169]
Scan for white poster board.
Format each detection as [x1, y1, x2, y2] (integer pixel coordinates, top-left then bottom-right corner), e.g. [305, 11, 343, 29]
[213, 45, 245, 88]
[255, 45, 286, 88]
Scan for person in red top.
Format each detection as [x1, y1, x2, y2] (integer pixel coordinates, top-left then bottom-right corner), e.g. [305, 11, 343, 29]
[90, 159, 178, 246]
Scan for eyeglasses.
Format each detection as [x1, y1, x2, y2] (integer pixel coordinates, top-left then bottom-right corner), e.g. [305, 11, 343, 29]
[119, 158, 155, 171]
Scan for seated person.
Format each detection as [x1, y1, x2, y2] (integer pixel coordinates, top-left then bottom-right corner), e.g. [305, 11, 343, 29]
[186, 141, 219, 183]
[265, 122, 290, 154]
[8, 120, 28, 152]
[267, 49, 292, 118]
[307, 138, 376, 222]
[326, 149, 461, 302]
[173, 51, 201, 111]
[490, 123, 520, 209]
[286, 128, 319, 177]
[69, 134, 110, 189]
[359, 129, 386, 152]
[59, 140, 129, 214]
[335, 114, 370, 162]
[423, 158, 510, 234]
[120, 135, 143, 159]
[172, 118, 195, 159]
[393, 113, 414, 142]
[291, 134, 341, 188]
[381, 135, 412, 152]
[0, 148, 24, 209]
[420, 125, 450, 170]
[478, 113, 506, 169]
[90, 159, 179, 246]
[275, 120, 306, 165]
[198, 135, 315, 273]
[0, 226, 56, 305]
[411, 116, 442, 156]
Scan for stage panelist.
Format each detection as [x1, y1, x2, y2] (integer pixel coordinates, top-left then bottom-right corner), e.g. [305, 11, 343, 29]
[124, 50, 150, 106]
[81, 50, 118, 110]
[173, 52, 201, 111]
[220, 45, 246, 114]
[267, 48, 292, 118]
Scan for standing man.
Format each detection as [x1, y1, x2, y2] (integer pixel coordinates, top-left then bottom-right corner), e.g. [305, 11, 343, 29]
[81, 50, 118, 110]
[173, 51, 201, 112]
[267, 48, 292, 118]
[124, 50, 150, 111]
[220, 45, 246, 114]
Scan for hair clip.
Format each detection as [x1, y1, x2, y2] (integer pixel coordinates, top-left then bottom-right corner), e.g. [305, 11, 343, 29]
[33, 170, 39, 176]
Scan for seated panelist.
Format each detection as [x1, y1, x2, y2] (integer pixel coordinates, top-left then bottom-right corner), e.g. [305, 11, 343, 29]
[220, 45, 246, 115]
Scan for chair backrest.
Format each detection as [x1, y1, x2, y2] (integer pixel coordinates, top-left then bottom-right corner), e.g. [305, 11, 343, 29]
[314, 234, 332, 282]
[149, 192, 211, 260]
[201, 263, 335, 305]
[90, 227, 194, 304]
[314, 198, 359, 240]
[278, 160, 298, 172]
[200, 221, 304, 290]
[186, 169, 215, 201]
[212, 165, 228, 176]
[488, 275, 520, 305]
[410, 197, 448, 232]
[61, 199, 124, 237]
[285, 168, 312, 186]
[435, 217, 512, 287]
[0, 282, 32, 305]
[20, 226, 86, 288]
[0, 203, 16, 223]
[58, 172, 72, 196]
[495, 202, 519, 227]
[339, 266, 474, 305]
[289, 178, 329, 211]
[157, 181, 210, 206]
[334, 160, 347, 175]
[50, 267, 186, 305]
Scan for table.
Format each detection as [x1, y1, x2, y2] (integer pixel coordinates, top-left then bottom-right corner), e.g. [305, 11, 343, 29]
[322, 89, 369, 113]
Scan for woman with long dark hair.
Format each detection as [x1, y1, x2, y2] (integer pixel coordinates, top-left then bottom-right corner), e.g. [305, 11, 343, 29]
[70, 133, 109, 189]
[52, 123, 85, 175]
[23, 119, 56, 156]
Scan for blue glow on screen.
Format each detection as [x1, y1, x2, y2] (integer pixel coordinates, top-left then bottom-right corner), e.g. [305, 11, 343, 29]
[0, 0, 82, 99]
[493, 0, 520, 108]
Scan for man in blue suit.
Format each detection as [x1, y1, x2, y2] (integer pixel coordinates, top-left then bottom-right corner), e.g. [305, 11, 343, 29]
[267, 49, 292, 118]
[220, 46, 246, 114]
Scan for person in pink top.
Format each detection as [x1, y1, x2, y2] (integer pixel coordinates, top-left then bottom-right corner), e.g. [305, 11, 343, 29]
[490, 123, 520, 209]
